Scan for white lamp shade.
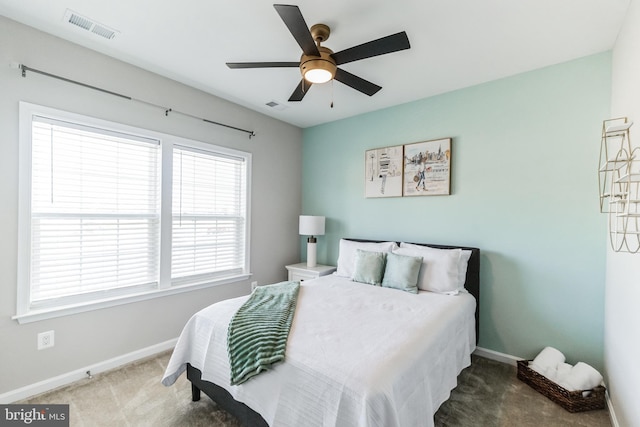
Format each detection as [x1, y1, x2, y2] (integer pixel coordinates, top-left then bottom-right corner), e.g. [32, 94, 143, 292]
[299, 215, 325, 236]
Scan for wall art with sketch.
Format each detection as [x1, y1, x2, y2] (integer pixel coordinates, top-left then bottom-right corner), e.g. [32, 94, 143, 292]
[365, 145, 403, 198]
[403, 138, 451, 196]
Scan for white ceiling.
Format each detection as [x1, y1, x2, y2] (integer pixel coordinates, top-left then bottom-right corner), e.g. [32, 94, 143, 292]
[0, 0, 630, 128]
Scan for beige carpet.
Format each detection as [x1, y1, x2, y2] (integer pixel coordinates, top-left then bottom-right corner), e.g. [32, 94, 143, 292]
[19, 352, 611, 427]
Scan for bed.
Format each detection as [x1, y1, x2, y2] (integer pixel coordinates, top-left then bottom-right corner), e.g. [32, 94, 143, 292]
[162, 239, 480, 427]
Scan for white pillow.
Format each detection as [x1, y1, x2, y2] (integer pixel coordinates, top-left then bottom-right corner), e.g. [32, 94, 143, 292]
[397, 243, 472, 294]
[336, 239, 398, 278]
[458, 249, 472, 288]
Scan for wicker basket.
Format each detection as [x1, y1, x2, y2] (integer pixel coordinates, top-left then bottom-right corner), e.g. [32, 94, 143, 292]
[516, 360, 606, 413]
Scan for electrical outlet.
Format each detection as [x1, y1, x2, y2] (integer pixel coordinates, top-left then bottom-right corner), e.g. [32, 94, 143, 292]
[251, 281, 258, 291]
[37, 330, 55, 350]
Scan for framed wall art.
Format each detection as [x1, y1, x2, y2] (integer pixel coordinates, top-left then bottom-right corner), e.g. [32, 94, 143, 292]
[365, 145, 403, 198]
[402, 138, 451, 196]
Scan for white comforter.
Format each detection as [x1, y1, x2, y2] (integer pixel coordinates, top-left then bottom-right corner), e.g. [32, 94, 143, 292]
[162, 274, 476, 427]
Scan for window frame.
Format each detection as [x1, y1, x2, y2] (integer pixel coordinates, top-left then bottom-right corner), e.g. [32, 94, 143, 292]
[16, 102, 252, 324]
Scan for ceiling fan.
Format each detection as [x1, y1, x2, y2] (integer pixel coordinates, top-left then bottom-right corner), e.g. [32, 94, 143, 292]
[226, 4, 411, 102]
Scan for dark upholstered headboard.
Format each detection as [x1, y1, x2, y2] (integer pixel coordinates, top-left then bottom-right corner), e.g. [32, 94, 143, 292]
[345, 238, 480, 343]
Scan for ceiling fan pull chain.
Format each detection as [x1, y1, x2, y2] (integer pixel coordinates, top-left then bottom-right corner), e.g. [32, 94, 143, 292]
[331, 80, 334, 108]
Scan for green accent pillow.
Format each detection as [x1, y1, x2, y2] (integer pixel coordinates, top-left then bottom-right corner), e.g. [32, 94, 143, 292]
[381, 252, 422, 294]
[352, 249, 387, 286]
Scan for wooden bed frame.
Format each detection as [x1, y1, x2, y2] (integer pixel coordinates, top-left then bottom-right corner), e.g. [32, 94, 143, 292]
[186, 239, 481, 427]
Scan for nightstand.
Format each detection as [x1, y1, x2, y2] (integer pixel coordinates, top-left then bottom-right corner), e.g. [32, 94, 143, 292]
[285, 263, 336, 282]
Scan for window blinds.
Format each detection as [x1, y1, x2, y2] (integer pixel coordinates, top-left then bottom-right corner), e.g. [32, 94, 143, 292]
[29, 117, 160, 306]
[171, 146, 246, 283]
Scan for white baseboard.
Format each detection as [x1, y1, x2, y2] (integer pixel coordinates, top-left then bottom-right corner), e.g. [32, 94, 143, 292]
[0, 338, 178, 404]
[473, 346, 522, 366]
[606, 391, 620, 427]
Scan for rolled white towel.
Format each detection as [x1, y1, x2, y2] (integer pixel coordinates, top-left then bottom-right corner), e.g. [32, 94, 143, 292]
[539, 362, 573, 385]
[530, 347, 565, 375]
[556, 362, 573, 380]
[559, 362, 603, 391]
[555, 363, 574, 390]
[529, 363, 556, 380]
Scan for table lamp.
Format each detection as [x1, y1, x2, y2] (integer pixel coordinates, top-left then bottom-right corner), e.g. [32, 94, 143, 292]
[299, 215, 325, 267]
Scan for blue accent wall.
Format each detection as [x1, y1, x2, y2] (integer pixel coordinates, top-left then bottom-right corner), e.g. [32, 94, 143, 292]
[302, 52, 611, 369]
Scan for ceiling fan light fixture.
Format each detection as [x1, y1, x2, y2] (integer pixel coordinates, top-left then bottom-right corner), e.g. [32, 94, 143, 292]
[300, 46, 336, 84]
[303, 63, 334, 83]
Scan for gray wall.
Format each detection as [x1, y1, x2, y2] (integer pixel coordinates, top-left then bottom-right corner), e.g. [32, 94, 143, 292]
[608, 0, 640, 425]
[0, 16, 302, 395]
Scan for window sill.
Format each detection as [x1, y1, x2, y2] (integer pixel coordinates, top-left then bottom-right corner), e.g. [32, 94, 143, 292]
[13, 273, 252, 324]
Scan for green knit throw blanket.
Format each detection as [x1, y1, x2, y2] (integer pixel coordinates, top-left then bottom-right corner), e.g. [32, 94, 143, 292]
[227, 281, 300, 385]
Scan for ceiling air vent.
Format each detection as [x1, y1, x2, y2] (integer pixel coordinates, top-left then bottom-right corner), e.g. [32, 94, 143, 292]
[63, 9, 119, 40]
[265, 101, 287, 111]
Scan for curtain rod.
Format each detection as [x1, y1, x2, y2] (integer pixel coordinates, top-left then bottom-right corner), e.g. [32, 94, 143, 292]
[17, 64, 256, 139]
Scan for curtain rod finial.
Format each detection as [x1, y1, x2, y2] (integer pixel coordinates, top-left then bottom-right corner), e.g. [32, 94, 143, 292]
[10, 62, 26, 77]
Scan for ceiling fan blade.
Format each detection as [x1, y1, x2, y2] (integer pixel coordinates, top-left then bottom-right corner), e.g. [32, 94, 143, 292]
[288, 79, 312, 101]
[334, 68, 381, 96]
[227, 62, 299, 69]
[332, 31, 410, 65]
[274, 4, 320, 57]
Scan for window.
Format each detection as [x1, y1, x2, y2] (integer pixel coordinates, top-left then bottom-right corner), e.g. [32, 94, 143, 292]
[17, 102, 251, 323]
[172, 146, 247, 284]
[28, 116, 161, 307]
